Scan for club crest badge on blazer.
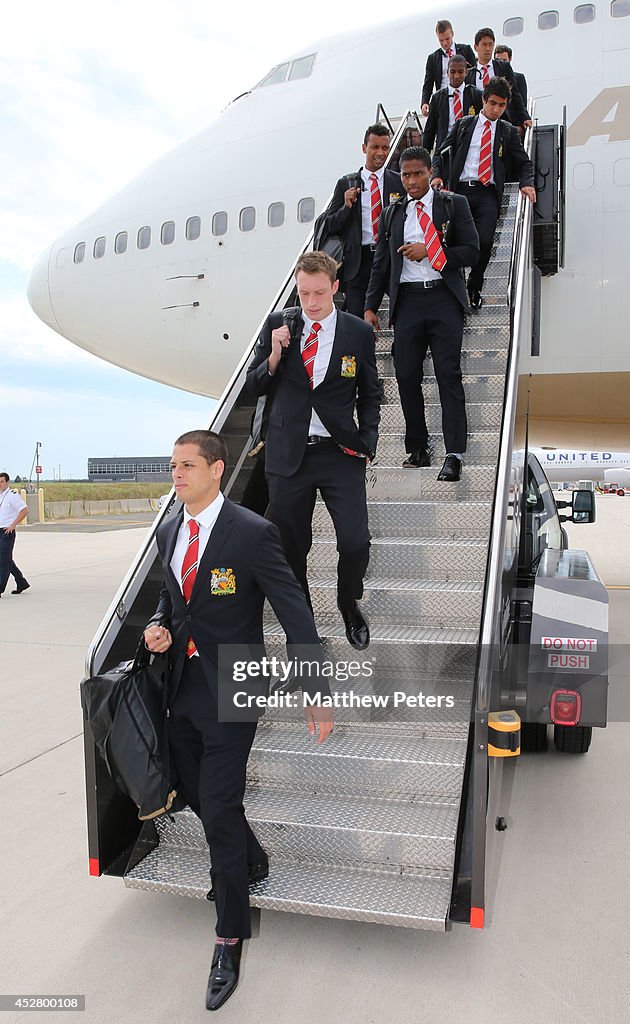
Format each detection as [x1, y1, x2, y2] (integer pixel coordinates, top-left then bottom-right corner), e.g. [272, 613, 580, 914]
[340, 355, 357, 378]
[468, 106, 476, 116]
[211, 567, 236, 595]
[389, 192, 401, 203]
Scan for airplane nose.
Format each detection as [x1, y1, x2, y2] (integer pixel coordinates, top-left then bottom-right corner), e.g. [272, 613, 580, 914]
[27, 245, 61, 333]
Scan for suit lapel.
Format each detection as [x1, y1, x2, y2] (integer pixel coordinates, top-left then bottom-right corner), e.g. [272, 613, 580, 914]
[189, 498, 235, 603]
[321, 314, 348, 387]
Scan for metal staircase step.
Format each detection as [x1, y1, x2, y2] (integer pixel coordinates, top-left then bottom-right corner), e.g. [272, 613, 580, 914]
[364, 461, 497, 499]
[376, 348, 507, 376]
[124, 846, 454, 930]
[380, 375, 507, 404]
[246, 724, 467, 801]
[377, 323, 510, 349]
[313, 498, 491, 539]
[308, 536, 487, 580]
[378, 402, 502, 434]
[375, 431, 498, 464]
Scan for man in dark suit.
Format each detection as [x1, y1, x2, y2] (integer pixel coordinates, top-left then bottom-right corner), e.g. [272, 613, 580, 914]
[466, 27, 531, 129]
[364, 147, 479, 483]
[144, 429, 333, 1011]
[323, 124, 402, 317]
[431, 77, 535, 309]
[495, 44, 528, 107]
[247, 251, 380, 650]
[423, 55, 483, 155]
[421, 19, 475, 115]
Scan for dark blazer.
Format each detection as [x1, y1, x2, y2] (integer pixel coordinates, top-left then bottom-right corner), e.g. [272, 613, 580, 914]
[364, 190, 480, 321]
[423, 85, 483, 154]
[247, 310, 381, 475]
[465, 60, 529, 126]
[149, 498, 326, 708]
[421, 42, 475, 107]
[323, 167, 403, 283]
[513, 70, 528, 107]
[432, 115, 535, 207]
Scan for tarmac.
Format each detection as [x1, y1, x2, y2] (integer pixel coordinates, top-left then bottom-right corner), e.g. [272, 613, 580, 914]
[1, 497, 629, 1024]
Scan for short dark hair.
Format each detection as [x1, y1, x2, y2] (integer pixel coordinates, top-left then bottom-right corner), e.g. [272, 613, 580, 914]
[448, 54, 467, 67]
[363, 123, 390, 146]
[495, 44, 512, 59]
[0, 472, 9, 483]
[436, 20, 453, 33]
[483, 76, 511, 102]
[174, 430, 227, 468]
[296, 251, 338, 284]
[475, 27, 495, 45]
[399, 146, 431, 170]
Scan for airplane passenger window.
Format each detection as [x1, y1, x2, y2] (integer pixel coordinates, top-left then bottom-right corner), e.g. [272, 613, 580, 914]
[240, 207, 256, 232]
[93, 236, 106, 259]
[212, 212, 228, 236]
[257, 63, 290, 87]
[74, 242, 86, 264]
[268, 202, 285, 227]
[297, 197, 316, 223]
[186, 216, 201, 240]
[115, 231, 128, 254]
[137, 226, 151, 250]
[611, 0, 630, 15]
[161, 221, 175, 245]
[503, 17, 524, 35]
[289, 54, 316, 80]
[574, 4, 595, 21]
[538, 10, 560, 28]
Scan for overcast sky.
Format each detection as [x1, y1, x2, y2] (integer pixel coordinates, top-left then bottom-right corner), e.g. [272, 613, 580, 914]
[0, 0, 400, 479]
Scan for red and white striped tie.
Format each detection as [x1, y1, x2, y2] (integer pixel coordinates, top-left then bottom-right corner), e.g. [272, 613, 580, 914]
[369, 173, 382, 242]
[481, 64, 490, 87]
[452, 89, 463, 120]
[302, 322, 321, 388]
[181, 518, 199, 657]
[446, 47, 454, 58]
[416, 202, 447, 272]
[478, 120, 493, 185]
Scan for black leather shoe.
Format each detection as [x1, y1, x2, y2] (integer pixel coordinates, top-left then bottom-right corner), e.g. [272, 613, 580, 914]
[206, 860, 269, 902]
[437, 455, 462, 482]
[402, 448, 431, 469]
[468, 287, 483, 310]
[12, 582, 30, 594]
[338, 600, 370, 651]
[206, 939, 242, 1011]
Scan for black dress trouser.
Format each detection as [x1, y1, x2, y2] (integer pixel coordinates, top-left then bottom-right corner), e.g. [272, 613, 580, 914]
[167, 657, 264, 938]
[266, 441, 370, 611]
[343, 246, 375, 318]
[392, 283, 467, 455]
[456, 182, 499, 293]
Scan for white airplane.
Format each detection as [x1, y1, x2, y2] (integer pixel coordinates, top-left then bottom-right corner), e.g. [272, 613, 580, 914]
[531, 447, 630, 481]
[27, 0, 630, 446]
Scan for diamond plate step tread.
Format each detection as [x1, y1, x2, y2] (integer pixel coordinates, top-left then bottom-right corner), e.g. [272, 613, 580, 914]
[308, 535, 487, 581]
[124, 847, 453, 930]
[375, 434, 498, 465]
[380, 376, 506, 404]
[264, 623, 479, 644]
[312, 499, 491, 539]
[363, 461, 497, 499]
[250, 723, 467, 765]
[378, 402, 502, 433]
[376, 349, 508, 375]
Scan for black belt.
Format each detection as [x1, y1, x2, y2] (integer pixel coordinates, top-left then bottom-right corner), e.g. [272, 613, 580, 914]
[362, 243, 377, 252]
[306, 435, 334, 446]
[460, 180, 495, 188]
[399, 280, 444, 291]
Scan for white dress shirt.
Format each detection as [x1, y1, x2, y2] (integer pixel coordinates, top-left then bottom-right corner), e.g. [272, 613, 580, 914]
[170, 491, 225, 590]
[439, 43, 459, 89]
[360, 165, 385, 245]
[448, 83, 466, 131]
[399, 190, 442, 284]
[474, 61, 493, 89]
[301, 306, 337, 436]
[461, 113, 497, 183]
[0, 488, 27, 528]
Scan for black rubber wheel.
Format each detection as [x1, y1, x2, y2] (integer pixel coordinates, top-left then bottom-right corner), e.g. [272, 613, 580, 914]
[521, 722, 548, 752]
[553, 724, 592, 753]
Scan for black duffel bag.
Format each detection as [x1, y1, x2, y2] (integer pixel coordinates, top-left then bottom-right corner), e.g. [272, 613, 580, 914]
[81, 643, 177, 820]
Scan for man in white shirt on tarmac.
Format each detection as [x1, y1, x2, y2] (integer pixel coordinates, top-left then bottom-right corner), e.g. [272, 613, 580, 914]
[0, 472, 30, 597]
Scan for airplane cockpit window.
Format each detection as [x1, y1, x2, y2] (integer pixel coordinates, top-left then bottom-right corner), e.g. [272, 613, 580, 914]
[212, 212, 228, 236]
[297, 197, 316, 223]
[93, 236, 106, 259]
[268, 202, 285, 227]
[288, 54, 315, 80]
[538, 10, 560, 28]
[161, 221, 175, 245]
[73, 242, 86, 264]
[137, 226, 151, 250]
[186, 216, 201, 241]
[257, 63, 290, 88]
[611, 0, 630, 16]
[503, 17, 524, 35]
[115, 231, 128, 255]
[574, 3, 595, 21]
[240, 207, 256, 232]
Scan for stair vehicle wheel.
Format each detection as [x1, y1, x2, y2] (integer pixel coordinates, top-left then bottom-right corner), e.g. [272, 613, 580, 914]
[553, 725, 592, 753]
[520, 722, 548, 752]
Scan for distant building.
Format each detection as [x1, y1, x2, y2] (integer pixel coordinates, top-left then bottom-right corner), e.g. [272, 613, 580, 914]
[88, 456, 171, 483]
